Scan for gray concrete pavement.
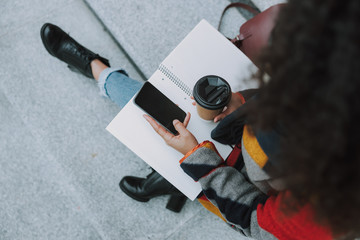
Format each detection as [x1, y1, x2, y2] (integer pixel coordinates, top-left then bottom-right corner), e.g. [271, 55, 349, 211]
[84, 0, 286, 79]
[84, 0, 247, 79]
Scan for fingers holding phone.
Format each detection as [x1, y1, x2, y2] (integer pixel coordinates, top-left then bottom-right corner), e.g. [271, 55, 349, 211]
[135, 82, 199, 154]
[144, 113, 199, 155]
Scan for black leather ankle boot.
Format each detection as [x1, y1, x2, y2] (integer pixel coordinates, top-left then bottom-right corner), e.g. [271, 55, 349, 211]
[119, 171, 187, 213]
[40, 23, 110, 78]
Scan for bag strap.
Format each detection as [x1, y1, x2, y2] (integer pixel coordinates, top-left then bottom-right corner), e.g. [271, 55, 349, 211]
[218, 2, 261, 31]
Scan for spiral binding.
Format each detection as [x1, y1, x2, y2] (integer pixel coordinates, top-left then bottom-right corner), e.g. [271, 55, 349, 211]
[159, 64, 192, 96]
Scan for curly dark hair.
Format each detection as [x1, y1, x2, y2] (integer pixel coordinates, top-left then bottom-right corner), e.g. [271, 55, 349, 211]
[246, 0, 360, 238]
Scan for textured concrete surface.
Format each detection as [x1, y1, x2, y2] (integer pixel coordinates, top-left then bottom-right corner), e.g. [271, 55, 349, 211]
[84, 0, 287, 79]
[84, 0, 247, 79]
[0, 90, 103, 240]
[0, 0, 249, 239]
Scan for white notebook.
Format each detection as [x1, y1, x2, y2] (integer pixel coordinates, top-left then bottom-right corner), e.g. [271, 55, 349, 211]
[106, 20, 257, 200]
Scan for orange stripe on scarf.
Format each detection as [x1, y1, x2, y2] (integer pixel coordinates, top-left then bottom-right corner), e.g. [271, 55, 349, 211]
[242, 125, 268, 168]
[198, 195, 226, 222]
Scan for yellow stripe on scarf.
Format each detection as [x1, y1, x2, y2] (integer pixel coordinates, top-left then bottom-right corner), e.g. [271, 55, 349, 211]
[198, 198, 227, 222]
[242, 125, 268, 168]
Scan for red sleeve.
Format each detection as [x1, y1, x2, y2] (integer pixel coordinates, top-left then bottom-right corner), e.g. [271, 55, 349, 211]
[257, 192, 332, 240]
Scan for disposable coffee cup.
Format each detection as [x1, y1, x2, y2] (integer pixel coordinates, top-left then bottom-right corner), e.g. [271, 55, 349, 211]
[193, 75, 232, 120]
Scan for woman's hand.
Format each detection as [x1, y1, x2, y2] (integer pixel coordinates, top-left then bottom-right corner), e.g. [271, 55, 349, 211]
[213, 92, 244, 123]
[144, 112, 199, 155]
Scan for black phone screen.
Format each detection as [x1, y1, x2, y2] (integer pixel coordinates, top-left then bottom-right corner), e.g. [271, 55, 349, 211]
[134, 82, 186, 135]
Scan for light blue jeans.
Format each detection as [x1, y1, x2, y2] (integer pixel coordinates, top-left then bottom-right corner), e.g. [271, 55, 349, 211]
[98, 67, 143, 108]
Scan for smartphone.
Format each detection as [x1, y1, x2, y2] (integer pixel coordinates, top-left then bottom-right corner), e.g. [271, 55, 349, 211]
[134, 82, 187, 135]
